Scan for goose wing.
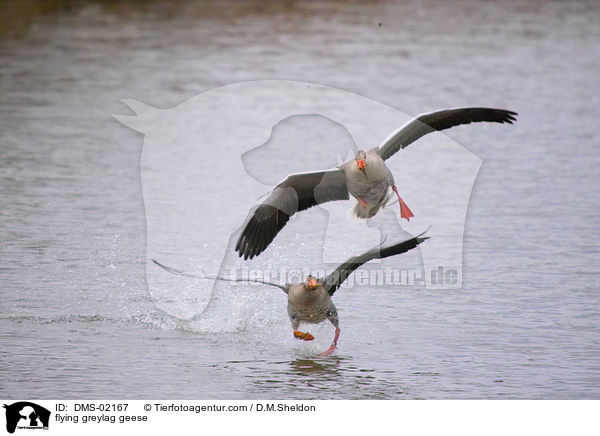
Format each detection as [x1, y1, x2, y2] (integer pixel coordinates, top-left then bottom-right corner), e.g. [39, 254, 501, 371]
[377, 107, 517, 161]
[152, 259, 289, 292]
[322, 231, 429, 296]
[236, 168, 349, 260]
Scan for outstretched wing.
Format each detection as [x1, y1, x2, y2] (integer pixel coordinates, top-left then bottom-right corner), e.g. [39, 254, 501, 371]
[322, 231, 430, 296]
[151, 259, 289, 292]
[377, 107, 518, 161]
[235, 168, 349, 260]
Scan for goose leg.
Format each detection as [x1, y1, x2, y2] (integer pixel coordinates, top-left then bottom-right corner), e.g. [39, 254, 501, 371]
[392, 185, 414, 220]
[320, 309, 340, 356]
[357, 196, 368, 209]
[319, 327, 340, 356]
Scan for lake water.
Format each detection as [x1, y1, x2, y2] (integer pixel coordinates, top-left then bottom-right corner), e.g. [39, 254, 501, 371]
[1, 0, 599, 399]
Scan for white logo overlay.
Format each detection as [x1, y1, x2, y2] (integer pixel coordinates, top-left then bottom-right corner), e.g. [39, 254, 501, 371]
[115, 81, 481, 322]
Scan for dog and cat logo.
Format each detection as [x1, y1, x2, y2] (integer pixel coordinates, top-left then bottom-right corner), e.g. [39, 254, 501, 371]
[3, 402, 50, 433]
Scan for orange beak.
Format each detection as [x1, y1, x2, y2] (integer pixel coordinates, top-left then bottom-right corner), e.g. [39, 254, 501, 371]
[357, 159, 367, 179]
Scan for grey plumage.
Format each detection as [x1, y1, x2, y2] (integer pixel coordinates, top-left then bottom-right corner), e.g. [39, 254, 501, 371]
[235, 169, 349, 260]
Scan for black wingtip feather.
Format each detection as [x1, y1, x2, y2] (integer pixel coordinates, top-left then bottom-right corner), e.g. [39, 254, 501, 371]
[323, 229, 431, 296]
[235, 205, 291, 260]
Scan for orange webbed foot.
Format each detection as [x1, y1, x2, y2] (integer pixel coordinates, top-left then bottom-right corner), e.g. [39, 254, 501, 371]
[293, 330, 314, 341]
[392, 185, 414, 221]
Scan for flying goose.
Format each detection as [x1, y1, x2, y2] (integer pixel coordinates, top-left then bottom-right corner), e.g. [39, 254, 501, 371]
[235, 107, 516, 260]
[153, 231, 429, 356]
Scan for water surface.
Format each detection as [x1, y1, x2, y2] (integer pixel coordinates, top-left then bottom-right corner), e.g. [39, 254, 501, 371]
[1, 0, 599, 399]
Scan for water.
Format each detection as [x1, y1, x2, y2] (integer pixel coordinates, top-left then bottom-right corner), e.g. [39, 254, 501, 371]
[1, 0, 599, 399]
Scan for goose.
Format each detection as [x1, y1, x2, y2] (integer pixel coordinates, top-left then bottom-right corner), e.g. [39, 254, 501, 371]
[153, 231, 429, 356]
[235, 107, 517, 260]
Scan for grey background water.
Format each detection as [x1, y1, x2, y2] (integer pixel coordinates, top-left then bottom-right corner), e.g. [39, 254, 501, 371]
[1, 0, 599, 399]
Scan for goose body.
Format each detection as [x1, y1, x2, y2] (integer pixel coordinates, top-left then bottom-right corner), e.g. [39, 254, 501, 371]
[287, 280, 337, 327]
[341, 148, 395, 218]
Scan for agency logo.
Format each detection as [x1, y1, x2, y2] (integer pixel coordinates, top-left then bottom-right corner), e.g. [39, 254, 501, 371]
[3, 402, 50, 434]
